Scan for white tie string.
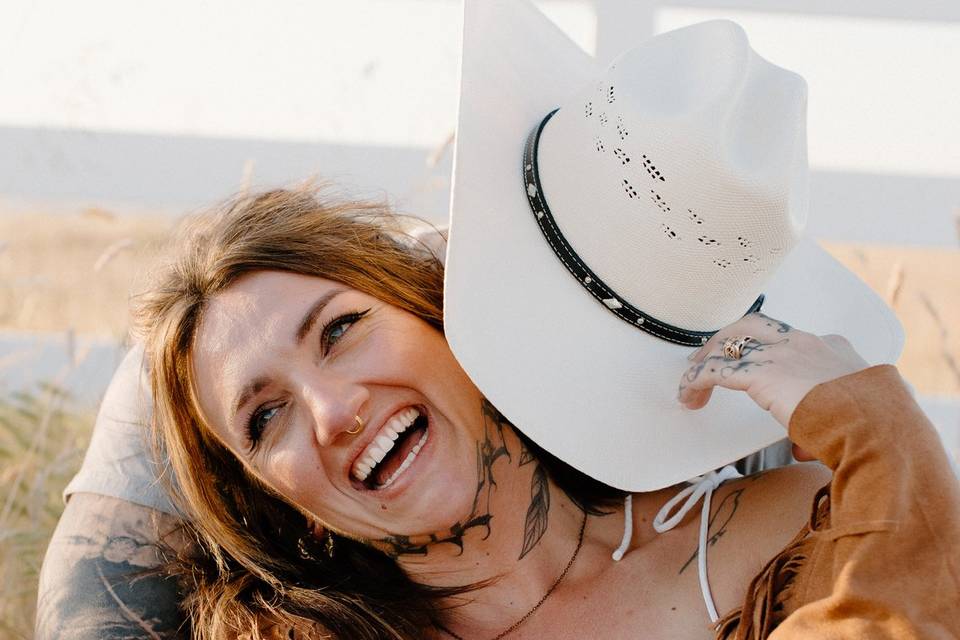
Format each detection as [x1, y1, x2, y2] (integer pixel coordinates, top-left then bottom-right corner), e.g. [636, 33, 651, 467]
[608, 465, 741, 623]
[654, 464, 741, 622]
[611, 493, 633, 561]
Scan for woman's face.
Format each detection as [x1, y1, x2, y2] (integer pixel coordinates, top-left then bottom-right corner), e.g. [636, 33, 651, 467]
[192, 270, 487, 541]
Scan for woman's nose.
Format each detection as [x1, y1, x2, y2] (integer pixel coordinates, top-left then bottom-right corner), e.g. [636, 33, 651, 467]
[300, 376, 369, 447]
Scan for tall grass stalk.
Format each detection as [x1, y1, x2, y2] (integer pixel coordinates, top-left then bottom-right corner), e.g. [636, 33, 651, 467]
[0, 384, 95, 639]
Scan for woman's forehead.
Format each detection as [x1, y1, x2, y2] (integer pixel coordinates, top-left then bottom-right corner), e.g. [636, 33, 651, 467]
[200, 272, 340, 348]
[191, 272, 354, 425]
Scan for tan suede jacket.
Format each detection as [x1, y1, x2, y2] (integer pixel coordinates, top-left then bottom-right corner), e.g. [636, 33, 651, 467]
[718, 365, 960, 639]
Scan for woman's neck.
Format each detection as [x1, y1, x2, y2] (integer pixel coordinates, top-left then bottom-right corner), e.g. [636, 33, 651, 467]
[369, 403, 682, 636]
[397, 433, 591, 633]
[374, 406, 629, 635]
[393, 434, 586, 582]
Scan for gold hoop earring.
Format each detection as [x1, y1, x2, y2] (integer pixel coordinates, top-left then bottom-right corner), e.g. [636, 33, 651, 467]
[325, 530, 335, 558]
[346, 415, 364, 435]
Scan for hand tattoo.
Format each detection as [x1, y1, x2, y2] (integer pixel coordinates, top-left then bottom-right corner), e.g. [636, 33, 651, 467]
[755, 312, 792, 334]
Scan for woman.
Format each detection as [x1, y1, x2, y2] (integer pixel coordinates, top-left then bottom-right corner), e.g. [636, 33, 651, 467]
[130, 185, 957, 640]
[50, 5, 957, 639]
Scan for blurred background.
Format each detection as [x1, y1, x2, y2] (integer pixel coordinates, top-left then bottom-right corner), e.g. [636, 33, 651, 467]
[0, 1, 957, 636]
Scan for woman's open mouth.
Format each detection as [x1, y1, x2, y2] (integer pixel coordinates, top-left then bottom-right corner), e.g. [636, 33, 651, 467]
[351, 407, 429, 490]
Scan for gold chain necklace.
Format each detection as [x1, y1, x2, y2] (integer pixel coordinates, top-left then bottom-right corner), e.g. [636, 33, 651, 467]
[434, 512, 588, 640]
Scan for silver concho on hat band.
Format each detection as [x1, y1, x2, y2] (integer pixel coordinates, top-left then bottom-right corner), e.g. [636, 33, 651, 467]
[522, 109, 765, 348]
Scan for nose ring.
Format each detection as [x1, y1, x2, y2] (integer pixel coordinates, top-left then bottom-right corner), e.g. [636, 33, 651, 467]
[347, 415, 365, 435]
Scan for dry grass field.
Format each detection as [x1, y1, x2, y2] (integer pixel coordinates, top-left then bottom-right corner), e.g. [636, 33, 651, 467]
[0, 210, 175, 338]
[0, 207, 957, 639]
[823, 242, 960, 396]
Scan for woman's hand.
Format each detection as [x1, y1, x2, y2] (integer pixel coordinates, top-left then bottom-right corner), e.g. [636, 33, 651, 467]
[678, 313, 869, 455]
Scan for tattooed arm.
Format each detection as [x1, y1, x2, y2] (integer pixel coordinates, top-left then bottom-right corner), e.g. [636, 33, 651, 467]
[36, 493, 187, 640]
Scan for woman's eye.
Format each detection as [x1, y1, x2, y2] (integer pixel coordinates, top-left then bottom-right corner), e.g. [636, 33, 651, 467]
[321, 309, 370, 354]
[327, 320, 351, 345]
[246, 405, 280, 452]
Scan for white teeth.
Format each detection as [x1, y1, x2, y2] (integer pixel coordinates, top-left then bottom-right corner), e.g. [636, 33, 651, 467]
[351, 407, 422, 483]
[378, 429, 429, 489]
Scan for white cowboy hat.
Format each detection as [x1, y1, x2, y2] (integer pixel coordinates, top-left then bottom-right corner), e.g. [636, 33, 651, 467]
[443, 0, 902, 491]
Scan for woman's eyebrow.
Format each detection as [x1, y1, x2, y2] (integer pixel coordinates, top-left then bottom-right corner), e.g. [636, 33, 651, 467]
[232, 376, 270, 424]
[295, 288, 346, 345]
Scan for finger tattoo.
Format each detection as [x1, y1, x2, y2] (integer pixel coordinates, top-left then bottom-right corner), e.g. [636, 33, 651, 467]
[755, 313, 792, 334]
[735, 337, 789, 359]
[720, 359, 774, 379]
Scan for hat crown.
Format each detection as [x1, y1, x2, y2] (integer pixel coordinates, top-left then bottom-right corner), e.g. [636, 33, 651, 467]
[536, 20, 809, 331]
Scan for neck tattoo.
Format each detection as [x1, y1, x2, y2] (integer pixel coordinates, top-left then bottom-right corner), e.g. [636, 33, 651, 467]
[434, 510, 588, 640]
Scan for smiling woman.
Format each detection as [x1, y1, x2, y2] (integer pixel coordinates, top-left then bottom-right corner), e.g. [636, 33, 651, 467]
[108, 2, 960, 635]
[30, 0, 960, 636]
[132, 186, 629, 639]
[115, 176, 960, 640]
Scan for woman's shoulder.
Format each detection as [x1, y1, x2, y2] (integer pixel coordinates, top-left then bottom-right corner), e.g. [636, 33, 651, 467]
[704, 462, 831, 616]
[729, 461, 831, 514]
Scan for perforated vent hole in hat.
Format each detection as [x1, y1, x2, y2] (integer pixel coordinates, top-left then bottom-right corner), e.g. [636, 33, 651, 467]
[616, 117, 629, 140]
[599, 113, 608, 126]
[585, 101, 593, 118]
[607, 85, 616, 104]
[613, 148, 630, 165]
[642, 155, 665, 182]
[738, 236, 753, 248]
[661, 224, 680, 240]
[649, 190, 670, 213]
[596, 137, 606, 153]
[688, 209, 703, 225]
[714, 258, 732, 269]
[622, 179, 638, 199]
[697, 235, 720, 246]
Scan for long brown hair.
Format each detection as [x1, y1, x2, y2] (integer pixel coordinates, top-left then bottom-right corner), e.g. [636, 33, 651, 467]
[134, 186, 625, 639]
